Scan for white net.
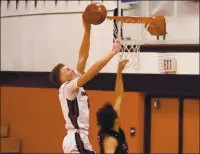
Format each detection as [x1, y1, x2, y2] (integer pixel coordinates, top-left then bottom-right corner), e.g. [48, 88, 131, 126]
[107, 17, 151, 71]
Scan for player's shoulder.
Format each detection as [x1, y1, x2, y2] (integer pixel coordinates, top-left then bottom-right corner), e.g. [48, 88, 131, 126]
[58, 80, 80, 100]
[59, 81, 69, 91]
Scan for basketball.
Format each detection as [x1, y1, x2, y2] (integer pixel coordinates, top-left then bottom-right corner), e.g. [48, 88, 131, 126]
[83, 2, 107, 25]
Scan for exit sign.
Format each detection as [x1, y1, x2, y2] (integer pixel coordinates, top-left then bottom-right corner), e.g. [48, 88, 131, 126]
[158, 57, 177, 74]
[163, 58, 177, 74]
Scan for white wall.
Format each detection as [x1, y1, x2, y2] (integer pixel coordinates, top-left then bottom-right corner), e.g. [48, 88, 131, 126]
[1, 1, 118, 72]
[1, 12, 114, 72]
[1, 1, 199, 74]
[1, 1, 117, 16]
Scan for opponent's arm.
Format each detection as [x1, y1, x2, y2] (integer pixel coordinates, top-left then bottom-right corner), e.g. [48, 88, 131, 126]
[77, 40, 121, 87]
[112, 60, 128, 131]
[114, 60, 128, 117]
[76, 17, 91, 74]
[103, 136, 118, 154]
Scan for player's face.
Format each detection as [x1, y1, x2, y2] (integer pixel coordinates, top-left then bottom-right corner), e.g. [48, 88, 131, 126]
[60, 66, 75, 82]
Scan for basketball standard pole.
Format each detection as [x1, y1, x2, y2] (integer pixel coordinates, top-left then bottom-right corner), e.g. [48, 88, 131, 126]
[117, 0, 121, 39]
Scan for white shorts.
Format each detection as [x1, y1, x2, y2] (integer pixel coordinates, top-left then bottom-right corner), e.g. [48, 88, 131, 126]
[62, 130, 94, 153]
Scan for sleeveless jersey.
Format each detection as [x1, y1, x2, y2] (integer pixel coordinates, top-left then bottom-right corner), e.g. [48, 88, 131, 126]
[58, 70, 90, 134]
[98, 127, 128, 154]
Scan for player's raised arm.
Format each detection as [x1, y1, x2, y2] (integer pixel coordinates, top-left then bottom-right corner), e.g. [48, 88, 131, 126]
[76, 17, 91, 74]
[112, 60, 128, 131]
[77, 40, 121, 87]
[114, 60, 128, 117]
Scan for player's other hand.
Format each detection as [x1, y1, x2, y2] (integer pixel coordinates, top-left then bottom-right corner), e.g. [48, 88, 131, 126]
[118, 60, 128, 72]
[112, 39, 121, 55]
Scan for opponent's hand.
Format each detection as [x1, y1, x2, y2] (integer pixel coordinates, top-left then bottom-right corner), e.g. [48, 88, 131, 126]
[112, 39, 121, 55]
[118, 60, 128, 72]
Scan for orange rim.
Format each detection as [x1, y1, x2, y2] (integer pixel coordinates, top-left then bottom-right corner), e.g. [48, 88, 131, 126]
[107, 16, 153, 24]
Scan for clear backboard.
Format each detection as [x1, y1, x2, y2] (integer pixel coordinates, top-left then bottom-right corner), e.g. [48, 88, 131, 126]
[111, 0, 200, 75]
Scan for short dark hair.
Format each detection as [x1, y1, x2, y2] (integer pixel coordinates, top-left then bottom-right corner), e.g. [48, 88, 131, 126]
[97, 102, 118, 131]
[49, 63, 64, 86]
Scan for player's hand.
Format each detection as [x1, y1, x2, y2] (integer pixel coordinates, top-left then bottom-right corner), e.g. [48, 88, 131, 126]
[118, 60, 128, 72]
[112, 39, 121, 55]
[82, 14, 91, 31]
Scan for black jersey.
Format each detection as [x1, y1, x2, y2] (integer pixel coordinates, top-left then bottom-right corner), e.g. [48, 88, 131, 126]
[98, 127, 128, 154]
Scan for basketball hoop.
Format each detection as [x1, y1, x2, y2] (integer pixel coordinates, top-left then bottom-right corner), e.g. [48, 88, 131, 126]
[106, 16, 157, 71]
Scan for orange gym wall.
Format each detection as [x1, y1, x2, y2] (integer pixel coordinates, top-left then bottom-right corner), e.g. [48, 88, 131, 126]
[151, 98, 179, 153]
[1, 87, 199, 153]
[1, 86, 144, 153]
[183, 99, 199, 153]
[151, 98, 199, 153]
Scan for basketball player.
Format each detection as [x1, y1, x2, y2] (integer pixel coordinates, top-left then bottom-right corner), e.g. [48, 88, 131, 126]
[49, 15, 121, 153]
[97, 60, 128, 154]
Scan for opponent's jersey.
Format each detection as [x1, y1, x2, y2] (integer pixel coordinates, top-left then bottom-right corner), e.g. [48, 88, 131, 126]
[58, 70, 90, 134]
[98, 127, 128, 154]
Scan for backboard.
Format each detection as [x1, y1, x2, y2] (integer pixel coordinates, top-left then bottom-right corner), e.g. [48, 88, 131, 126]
[113, 0, 199, 75]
